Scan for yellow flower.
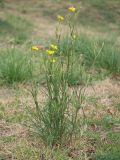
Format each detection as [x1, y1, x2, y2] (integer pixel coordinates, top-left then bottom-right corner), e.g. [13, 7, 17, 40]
[68, 6, 76, 12]
[50, 44, 58, 50]
[50, 59, 56, 63]
[57, 15, 64, 21]
[46, 49, 55, 55]
[32, 46, 39, 51]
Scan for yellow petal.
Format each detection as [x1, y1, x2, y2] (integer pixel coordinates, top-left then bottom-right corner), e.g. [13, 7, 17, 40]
[32, 46, 39, 51]
[68, 7, 76, 12]
[57, 15, 64, 21]
[50, 44, 58, 50]
[46, 50, 55, 55]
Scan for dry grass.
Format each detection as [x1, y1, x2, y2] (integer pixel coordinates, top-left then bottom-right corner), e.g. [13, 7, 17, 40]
[0, 78, 120, 159]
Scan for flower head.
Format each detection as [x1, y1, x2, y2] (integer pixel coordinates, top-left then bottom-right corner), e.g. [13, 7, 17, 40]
[32, 46, 39, 51]
[57, 15, 64, 21]
[68, 6, 76, 12]
[50, 44, 58, 50]
[46, 49, 55, 55]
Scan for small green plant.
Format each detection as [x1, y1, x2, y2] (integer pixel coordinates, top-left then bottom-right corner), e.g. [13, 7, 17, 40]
[30, 7, 87, 147]
[0, 48, 33, 84]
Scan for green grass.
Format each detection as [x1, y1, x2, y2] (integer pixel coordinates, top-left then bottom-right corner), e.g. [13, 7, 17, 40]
[60, 34, 120, 73]
[0, 14, 32, 44]
[1, 135, 17, 143]
[115, 103, 120, 111]
[0, 19, 13, 36]
[93, 139, 120, 160]
[7, 15, 32, 44]
[93, 153, 120, 160]
[0, 48, 33, 84]
[86, 123, 120, 160]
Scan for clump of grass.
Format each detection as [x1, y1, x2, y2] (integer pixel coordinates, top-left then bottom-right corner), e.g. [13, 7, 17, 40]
[60, 34, 120, 73]
[0, 48, 33, 84]
[98, 41, 120, 73]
